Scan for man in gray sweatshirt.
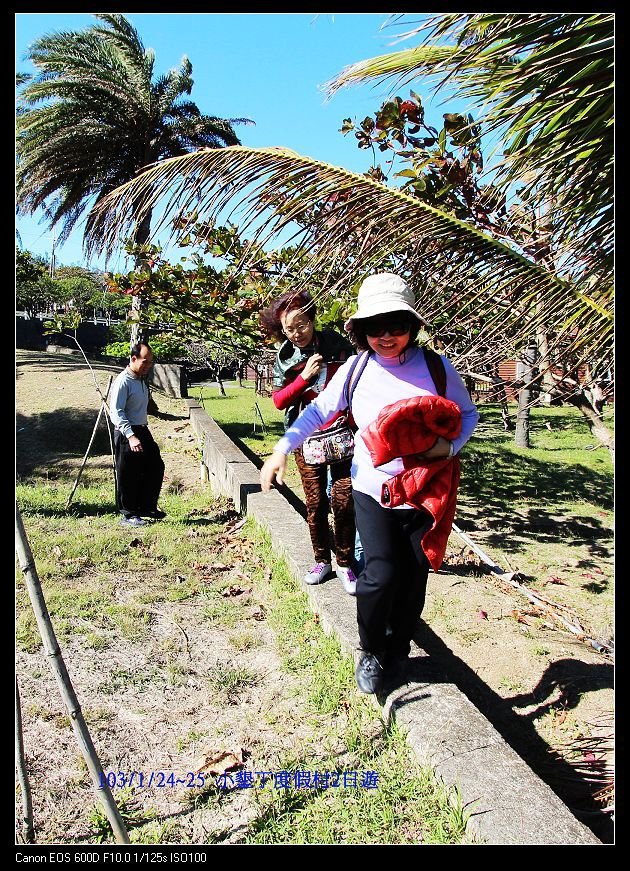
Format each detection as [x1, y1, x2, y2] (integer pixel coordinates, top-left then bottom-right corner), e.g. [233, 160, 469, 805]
[109, 342, 166, 527]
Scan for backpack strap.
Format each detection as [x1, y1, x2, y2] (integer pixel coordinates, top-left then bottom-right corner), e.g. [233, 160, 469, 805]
[424, 346, 447, 397]
[343, 350, 372, 411]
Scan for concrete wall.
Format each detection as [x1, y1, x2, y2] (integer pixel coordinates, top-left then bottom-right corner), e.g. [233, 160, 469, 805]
[148, 363, 187, 399]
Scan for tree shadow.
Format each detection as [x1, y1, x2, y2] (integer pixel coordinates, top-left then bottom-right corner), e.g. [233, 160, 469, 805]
[508, 657, 613, 722]
[218, 419, 287, 443]
[150, 410, 186, 421]
[16, 355, 120, 377]
[459, 445, 613, 512]
[16, 408, 113, 479]
[213, 427, 308, 520]
[400, 621, 614, 843]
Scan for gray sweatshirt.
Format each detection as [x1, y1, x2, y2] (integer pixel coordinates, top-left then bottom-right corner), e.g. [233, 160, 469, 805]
[109, 369, 149, 439]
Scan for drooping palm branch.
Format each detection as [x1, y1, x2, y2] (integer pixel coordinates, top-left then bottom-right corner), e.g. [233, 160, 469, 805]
[90, 145, 612, 376]
[327, 13, 614, 285]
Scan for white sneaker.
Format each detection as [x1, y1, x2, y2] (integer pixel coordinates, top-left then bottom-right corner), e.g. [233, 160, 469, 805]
[337, 566, 357, 596]
[304, 562, 333, 585]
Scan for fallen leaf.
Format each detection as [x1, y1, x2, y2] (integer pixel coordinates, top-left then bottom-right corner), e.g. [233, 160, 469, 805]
[208, 563, 230, 571]
[226, 518, 247, 534]
[510, 609, 532, 625]
[477, 610, 488, 620]
[250, 605, 266, 621]
[193, 748, 244, 776]
[545, 576, 567, 585]
[222, 585, 252, 598]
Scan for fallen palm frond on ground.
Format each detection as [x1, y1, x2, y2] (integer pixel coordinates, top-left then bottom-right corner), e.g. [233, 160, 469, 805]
[451, 525, 613, 660]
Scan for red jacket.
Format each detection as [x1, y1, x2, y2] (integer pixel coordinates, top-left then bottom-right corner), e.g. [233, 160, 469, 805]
[362, 395, 462, 571]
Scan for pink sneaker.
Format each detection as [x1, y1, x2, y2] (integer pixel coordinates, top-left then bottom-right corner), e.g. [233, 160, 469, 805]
[336, 566, 357, 596]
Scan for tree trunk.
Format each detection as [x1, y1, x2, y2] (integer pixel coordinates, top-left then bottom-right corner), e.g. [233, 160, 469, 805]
[130, 205, 153, 346]
[536, 330, 556, 405]
[515, 338, 538, 448]
[566, 392, 615, 460]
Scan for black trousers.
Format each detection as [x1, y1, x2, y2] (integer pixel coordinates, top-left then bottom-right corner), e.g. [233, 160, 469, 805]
[353, 489, 432, 659]
[114, 426, 165, 518]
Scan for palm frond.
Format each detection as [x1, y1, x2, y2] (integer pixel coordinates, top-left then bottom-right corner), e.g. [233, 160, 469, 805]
[90, 145, 612, 373]
[324, 13, 614, 282]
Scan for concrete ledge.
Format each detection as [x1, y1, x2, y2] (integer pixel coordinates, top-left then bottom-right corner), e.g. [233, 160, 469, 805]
[149, 363, 187, 399]
[185, 398, 601, 845]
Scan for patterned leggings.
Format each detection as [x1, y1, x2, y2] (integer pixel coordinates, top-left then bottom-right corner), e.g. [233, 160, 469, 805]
[294, 448, 355, 567]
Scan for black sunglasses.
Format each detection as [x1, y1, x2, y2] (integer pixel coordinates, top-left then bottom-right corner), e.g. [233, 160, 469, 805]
[363, 318, 412, 338]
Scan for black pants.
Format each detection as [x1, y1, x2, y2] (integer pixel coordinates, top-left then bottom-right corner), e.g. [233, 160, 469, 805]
[353, 489, 432, 659]
[114, 426, 165, 518]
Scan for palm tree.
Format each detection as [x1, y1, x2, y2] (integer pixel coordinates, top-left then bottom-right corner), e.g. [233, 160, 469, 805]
[91, 145, 612, 370]
[326, 12, 614, 446]
[16, 12, 252, 337]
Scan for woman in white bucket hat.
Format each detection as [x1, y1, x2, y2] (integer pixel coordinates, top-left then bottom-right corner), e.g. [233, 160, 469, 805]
[261, 273, 479, 695]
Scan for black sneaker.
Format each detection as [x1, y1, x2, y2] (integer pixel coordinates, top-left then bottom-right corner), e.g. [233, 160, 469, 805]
[146, 509, 167, 520]
[355, 653, 384, 694]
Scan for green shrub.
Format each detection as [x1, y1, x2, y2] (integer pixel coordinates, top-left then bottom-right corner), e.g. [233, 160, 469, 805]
[103, 340, 130, 360]
[105, 323, 132, 344]
[103, 333, 187, 363]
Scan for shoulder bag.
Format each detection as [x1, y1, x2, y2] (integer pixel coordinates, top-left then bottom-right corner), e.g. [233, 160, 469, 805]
[301, 351, 371, 465]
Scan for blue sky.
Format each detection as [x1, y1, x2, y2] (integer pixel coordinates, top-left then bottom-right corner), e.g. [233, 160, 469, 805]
[16, 12, 462, 272]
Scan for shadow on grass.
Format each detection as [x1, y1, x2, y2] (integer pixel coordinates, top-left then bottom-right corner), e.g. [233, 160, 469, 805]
[210, 423, 308, 521]
[17, 408, 114, 479]
[218, 419, 287, 444]
[459, 445, 613, 512]
[392, 623, 614, 844]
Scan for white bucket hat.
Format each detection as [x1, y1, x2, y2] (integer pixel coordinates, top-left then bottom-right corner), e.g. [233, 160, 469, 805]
[344, 273, 428, 331]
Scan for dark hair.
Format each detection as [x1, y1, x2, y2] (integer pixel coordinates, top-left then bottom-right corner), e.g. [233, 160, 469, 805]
[259, 290, 316, 342]
[130, 341, 151, 359]
[348, 311, 421, 353]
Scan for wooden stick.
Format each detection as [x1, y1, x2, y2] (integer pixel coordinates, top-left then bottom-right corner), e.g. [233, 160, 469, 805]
[15, 676, 34, 843]
[15, 505, 130, 844]
[451, 522, 613, 659]
[66, 376, 114, 509]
